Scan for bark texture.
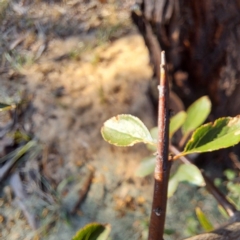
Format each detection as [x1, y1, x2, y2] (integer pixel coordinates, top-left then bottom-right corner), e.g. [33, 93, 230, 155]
[132, 0, 240, 117]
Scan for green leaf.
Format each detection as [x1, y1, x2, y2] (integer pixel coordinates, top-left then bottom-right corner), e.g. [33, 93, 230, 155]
[195, 207, 214, 232]
[182, 96, 211, 136]
[218, 205, 229, 219]
[72, 223, 111, 240]
[135, 156, 155, 177]
[170, 111, 187, 138]
[167, 176, 179, 198]
[175, 164, 205, 185]
[150, 127, 158, 140]
[182, 116, 240, 155]
[168, 164, 205, 198]
[227, 182, 240, 195]
[147, 127, 158, 151]
[101, 114, 155, 147]
[164, 228, 175, 235]
[0, 102, 15, 112]
[224, 169, 236, 181]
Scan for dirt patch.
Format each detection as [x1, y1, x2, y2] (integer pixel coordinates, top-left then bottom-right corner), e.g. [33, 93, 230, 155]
[1, 13, 156, 239]
[23, 33, 154, 180]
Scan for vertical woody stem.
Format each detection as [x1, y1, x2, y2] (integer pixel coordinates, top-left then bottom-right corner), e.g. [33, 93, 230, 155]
[148, 52, 171, 240]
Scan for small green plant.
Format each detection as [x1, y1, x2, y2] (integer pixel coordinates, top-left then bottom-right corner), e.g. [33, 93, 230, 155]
[73, 53, 240, 239]
[195, 207, 214, 232]
[136, 96, 211, 181]
[101, 115, 240, 186]
[100, 113, 240, 239]
[4, 51, 34, 71]
[0, 102, 15, 111]
[72, 223, 111, 240]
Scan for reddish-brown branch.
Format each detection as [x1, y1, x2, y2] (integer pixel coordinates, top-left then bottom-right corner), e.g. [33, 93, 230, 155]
[148, 52, 171, 240]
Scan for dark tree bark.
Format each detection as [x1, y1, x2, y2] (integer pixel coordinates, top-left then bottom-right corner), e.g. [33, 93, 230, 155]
[132, 0, 240, 176]
[132, 0, 240, 117]
[132, 1, 240, 239]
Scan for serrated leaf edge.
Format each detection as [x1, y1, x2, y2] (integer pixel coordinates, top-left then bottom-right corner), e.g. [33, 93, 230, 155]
[184, 117, 230, 152]
[174, 116, 240, 158]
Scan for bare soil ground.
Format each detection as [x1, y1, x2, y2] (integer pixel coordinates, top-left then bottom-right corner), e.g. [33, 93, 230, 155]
[0, 1, 225, 240]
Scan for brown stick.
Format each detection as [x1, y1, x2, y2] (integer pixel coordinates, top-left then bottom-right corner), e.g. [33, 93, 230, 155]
[148, 52, 171, 240]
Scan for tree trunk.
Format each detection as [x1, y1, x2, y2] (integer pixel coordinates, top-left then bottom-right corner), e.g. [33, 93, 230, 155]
[132, 0, 240, 117]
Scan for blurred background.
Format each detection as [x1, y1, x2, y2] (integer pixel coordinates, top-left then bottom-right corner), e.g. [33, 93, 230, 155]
[0, 1, 240, 239]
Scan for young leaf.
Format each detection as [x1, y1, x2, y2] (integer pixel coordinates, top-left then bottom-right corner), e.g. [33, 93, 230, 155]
[168, 164, 205, 198]
[170, 111, 187, 138]
[150, 127, 158, 140]
[0, 103, 15, 112]
[182, 96, 211, 136]
[167, 177, 179, 198]
[72, 223, 111, 240]
[224, 169, 236, 181]
[135, 156, 155, 177]
[147, 127, 158, 151]
[181, 116, 240, 156]
[101, 114, 155, 147]
[164, 228, 175, 235]
[176, 164, 205, 185]
[218, 205, 229, 219]
[195, 207, 214, 232]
